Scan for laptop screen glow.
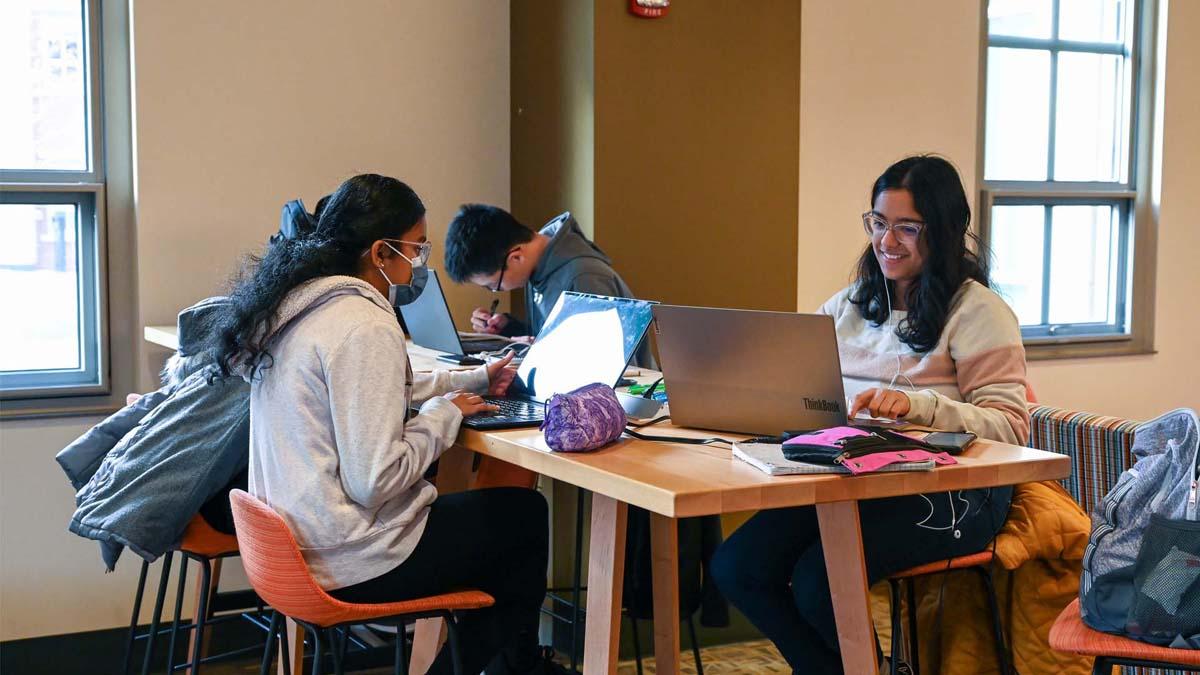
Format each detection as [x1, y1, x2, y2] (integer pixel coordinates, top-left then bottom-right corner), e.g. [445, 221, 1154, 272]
[512, 292, 654, 402]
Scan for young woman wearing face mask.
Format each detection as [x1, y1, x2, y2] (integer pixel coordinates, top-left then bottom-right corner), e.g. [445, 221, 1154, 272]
[711, 156, 1030, 674]
[212, 174, 559, 675]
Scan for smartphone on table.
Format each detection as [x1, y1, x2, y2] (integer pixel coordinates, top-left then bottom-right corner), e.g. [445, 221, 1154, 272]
[922, 431, 978, 454]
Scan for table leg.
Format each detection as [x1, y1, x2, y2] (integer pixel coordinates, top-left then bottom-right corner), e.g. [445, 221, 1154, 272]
[582, 494, 628, 675]
[816, 500, 878, 675]
[410, 620, 446, 675]
[650, 513, 681, 675]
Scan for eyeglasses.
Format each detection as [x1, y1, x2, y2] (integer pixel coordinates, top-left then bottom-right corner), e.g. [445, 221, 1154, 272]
[492, 258, 508, 293]
[862, 212, 924, 243]
[491, 247, 519, 293]
[380, 239, 433, 267]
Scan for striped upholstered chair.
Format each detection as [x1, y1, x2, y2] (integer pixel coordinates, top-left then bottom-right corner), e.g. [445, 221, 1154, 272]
[1028, 405, 1197, 675]
[1027, 404, 1141, 518]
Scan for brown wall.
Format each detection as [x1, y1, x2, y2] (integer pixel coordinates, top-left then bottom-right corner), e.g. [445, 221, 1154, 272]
[511, 0, 595, 237]
[593, 0, 801, 311]
[512, 1, 801, 312]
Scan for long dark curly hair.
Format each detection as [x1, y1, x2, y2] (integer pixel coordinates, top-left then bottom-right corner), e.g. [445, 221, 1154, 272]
[848, 155, 991, 353]
[210, 174, 425, 378]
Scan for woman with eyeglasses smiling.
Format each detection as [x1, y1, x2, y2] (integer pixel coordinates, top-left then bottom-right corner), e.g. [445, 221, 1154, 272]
[210, 174, 562, 675]
[712, 155, 1030, 673]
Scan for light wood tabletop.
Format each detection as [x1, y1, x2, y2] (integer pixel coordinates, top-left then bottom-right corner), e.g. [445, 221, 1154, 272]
[459, 422, 1069, 518]
[447, 423, 1069, 675]
[143, 324, 180, 350]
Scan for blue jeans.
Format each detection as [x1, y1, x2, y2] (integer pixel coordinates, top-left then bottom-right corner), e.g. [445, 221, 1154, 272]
[711, 487, 1011, 674]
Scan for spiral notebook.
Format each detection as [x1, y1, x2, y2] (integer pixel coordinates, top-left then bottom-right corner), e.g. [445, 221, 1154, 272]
[732, 441, 936, 476]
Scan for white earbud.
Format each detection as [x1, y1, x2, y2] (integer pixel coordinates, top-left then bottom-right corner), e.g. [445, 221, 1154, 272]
[882, 281, 916, 392]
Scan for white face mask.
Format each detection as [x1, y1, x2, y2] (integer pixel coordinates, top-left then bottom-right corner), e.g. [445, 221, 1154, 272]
[374, 240, 431, 307]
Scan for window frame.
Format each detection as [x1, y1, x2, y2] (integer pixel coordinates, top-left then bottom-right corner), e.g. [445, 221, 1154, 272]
[0, 0, 108, 399]
[977, 0, 1160, 360]
[2, 0, 136, 416]
[0, 190, 105, 395]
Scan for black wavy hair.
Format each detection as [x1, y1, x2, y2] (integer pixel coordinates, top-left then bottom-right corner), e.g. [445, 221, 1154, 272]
[211, 174, 425, 377]
[443, 204, 534, 283]
[848, 155, 990, 353]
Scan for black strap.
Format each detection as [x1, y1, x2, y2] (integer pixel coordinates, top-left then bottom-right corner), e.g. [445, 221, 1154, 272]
[623, 427, 737, 446]
[627, 415, 672, 429]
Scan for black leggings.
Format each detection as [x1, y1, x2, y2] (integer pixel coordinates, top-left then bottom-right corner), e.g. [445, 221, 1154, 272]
[331, 487, 549, 675]
[711, 487, 1011, 674]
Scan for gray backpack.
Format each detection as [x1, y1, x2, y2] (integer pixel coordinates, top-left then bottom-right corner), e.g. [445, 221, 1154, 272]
[1080, 407, 1200, 647]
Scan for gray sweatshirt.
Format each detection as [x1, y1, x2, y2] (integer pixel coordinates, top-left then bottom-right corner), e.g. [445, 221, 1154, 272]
[505, 212, 636, 337]
[247, 276, 488, 590]
[507, 212, 653, 366]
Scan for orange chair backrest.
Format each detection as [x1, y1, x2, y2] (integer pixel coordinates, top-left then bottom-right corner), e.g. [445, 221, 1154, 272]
[229, 489, 357, 627]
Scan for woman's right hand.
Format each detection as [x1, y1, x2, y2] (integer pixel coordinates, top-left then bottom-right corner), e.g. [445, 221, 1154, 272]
[443, 390, 499, 417]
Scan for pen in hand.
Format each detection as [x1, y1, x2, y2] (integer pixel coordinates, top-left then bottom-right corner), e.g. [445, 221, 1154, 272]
[489, 298, 500, 317]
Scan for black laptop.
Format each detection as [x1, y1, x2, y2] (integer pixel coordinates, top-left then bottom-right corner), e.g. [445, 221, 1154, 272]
[463, 291, 656, 430]
[399, 269, 511, 356]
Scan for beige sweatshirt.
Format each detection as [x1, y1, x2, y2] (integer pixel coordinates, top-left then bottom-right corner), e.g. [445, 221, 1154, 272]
[819, 279, 1030, 445]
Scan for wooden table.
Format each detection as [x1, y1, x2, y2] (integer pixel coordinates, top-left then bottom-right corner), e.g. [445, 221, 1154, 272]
[442, 422, 1069, 675]
[147, 324, 1069, 674]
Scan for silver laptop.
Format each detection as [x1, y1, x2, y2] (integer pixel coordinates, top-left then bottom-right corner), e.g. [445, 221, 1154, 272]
[399, 269, 510, 356]
[652, 305, 849, 435]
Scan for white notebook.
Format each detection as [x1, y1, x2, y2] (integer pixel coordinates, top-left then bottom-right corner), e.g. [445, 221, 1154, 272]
[732, 441, 936, 476]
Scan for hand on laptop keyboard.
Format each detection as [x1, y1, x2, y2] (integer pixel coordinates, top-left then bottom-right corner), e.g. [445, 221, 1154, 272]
[444, 391, 500, 417]
[470, 397, 542, 421]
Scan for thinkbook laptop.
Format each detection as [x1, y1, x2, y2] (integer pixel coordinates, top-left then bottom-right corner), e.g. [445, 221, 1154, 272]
[399, 269, 511, 356]
[652, 305, 849, 435]
[463, 291, 656, 430]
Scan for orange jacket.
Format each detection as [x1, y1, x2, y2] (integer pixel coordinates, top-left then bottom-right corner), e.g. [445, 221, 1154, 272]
[871, 481, 1093, 674]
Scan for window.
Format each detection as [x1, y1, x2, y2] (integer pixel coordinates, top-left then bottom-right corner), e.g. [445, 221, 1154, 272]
[981, 0, 1158, 354]
[0, 0, 109, 398]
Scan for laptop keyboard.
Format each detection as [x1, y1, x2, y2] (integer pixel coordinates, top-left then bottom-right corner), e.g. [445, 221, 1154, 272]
[472, 397, 543, 422]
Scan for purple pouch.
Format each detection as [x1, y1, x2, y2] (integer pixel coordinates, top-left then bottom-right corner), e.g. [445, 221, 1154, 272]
[541, 383, 626, 452]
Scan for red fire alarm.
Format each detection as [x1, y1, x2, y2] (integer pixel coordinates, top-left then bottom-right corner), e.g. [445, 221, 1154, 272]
[629, 0, 670, 19]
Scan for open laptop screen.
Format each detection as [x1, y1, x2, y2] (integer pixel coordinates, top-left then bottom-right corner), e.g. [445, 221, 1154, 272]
[398, 269, 463, 355]
[512, 292, 654, 402]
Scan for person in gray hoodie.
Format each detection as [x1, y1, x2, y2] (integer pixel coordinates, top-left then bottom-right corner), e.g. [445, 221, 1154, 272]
[443, 205, 638, 338]
[211, 175, 558, 675]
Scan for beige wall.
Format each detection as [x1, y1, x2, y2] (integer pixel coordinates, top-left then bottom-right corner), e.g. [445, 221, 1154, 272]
[798, 0, 1199, 421]
[131, 0, 510, 389]
[0, 0, 509, 641]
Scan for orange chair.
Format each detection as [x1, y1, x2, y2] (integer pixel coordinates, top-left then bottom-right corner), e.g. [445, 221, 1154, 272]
[228, 489, 495, 675]
[122, 514, 268, 675]
[1049, 599, 1200, 674]
[885, 550, 1009, 675]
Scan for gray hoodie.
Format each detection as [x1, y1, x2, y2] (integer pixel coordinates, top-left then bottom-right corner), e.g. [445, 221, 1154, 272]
[505, 212, 637, 337]
[248, 276, 488, 590]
